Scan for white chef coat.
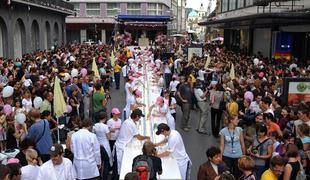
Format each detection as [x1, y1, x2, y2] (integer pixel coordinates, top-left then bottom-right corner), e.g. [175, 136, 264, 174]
[107, 118, 122, 140]
[36, 158, 75, 180]
[114, 118, 139, 173]
[93, 122, 112, 166]
[21, 164, 40, 180]
[125, 82, 133, 104]
[124, 95, 135, 119]
[71, 129, 101, 179]
[167, 130, 190, 180]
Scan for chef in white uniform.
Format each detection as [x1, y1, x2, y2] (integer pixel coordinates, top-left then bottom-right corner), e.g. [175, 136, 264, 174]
[113, 109, 150, 177]
[155, 123, 191, 180]
[71, 119, 101, 180]
[148, 96, 175, 130]
[124, 89, 145, 120]
[37, 144, 75, 180]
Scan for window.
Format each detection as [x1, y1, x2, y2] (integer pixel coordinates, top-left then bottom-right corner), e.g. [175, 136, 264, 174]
[107, 3, 120, 17]
[229, 0, 236, 10]
[148, 3, 157, 15]
[73, 3, 80, 14]
[86, 3, 100, 16]
[237, 0, 244, 8]
[221, 0, 228, 12]
[127, 3, 141, 15]
[158, 4, 164, 15]
[245, 0, 253, 6]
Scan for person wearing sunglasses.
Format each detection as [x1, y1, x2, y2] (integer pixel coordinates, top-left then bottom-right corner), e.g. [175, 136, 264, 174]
[261, 155, 285, 180]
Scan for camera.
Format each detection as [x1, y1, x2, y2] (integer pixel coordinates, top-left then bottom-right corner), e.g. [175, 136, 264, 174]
[251, 146, 258, 154]
[105, 94, 111, 100]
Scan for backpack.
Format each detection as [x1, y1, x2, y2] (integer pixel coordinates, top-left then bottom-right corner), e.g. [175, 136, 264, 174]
[132, 155, 154, 180]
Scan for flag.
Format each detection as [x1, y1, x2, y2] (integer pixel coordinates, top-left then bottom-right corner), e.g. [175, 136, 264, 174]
[205, 56, 211, 69]
[111, 50, 116, 67]
[230, 63, 236, 80]
[53, 77, 66, 117]
[92, 58, 100, 79]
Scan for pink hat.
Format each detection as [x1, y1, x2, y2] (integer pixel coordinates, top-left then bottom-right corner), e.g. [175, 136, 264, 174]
[128, 76, 135, 81]
[157, 72, 162, 76]
[7, 158, 20, 164]
[135, 90, 142, 98]
[172, 74, 177, 79]
[111, 108, 121, 114]
[259, 72, 264, 78]
[156, 96, 164, 105]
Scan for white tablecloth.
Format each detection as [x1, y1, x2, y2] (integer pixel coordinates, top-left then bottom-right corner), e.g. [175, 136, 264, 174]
[120, 61, 181, 180]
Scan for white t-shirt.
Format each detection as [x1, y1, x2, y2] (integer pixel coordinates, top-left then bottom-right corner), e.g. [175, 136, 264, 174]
[169, 80, 180, 92]
[197, 70, 205, 81]
[107, 118, 122, 140]
[21, 164, 40, 180]
[164, 65, 172, 74]
[167, 130, 189, 160]
[174, 59, 181, 70]
[194, 88, 206, 101]
[93, 122, 110, 146]
[164, 97, 177, 114]
[125, 82, 133, 101]
[22, 98, 33, 112]
[115, 118, 138, 149]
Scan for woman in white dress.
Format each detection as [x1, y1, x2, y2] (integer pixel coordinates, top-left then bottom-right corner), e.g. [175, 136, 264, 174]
[21, 148, 40, 180]
[124, 76, 134, 119]
[93, 112, 112, 180]
[148, 96, 175, 130]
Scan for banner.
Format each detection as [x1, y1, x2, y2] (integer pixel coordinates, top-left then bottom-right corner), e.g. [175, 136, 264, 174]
[187, 47, 203, 61]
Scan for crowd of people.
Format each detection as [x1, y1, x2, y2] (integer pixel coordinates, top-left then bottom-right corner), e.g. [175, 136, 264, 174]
[0, 36, 308, 180]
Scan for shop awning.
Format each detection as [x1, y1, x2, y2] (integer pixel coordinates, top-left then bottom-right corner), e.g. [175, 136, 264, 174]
[198, 12, 310, 28]
[117, 15, 171, 22]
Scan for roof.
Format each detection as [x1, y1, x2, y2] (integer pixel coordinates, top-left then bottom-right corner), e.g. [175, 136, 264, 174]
[198, 12, 310, 28]
[188, 10, 199, 17]
[117, 15, 171, 22]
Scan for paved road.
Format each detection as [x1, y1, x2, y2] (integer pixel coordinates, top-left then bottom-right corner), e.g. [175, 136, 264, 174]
[108, 77, 219, 179]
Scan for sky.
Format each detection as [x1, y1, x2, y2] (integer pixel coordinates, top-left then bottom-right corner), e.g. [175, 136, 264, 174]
[186, 0, 210, 11]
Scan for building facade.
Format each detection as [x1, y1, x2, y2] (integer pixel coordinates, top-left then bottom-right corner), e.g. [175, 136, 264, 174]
[66, 0, 187, 44]
[199, 0, 310, 61]
[0, 0, 73, 59]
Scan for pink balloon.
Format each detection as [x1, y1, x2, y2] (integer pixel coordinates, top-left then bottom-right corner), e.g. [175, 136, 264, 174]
[244, 91, 254, 102]
[80, 68, 87, 77]
[3, 104, 12, 115]
[66, 105, 72, 113]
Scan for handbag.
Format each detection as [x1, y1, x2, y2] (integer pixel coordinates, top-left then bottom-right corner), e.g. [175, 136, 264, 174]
[219, 92, 226, 111]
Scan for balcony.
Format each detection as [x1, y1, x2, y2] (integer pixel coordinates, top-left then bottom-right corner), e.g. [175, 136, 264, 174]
[12, 0, 74, 14]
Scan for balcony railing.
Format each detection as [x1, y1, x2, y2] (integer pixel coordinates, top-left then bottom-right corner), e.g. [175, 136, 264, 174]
[14, 0, 74, 12]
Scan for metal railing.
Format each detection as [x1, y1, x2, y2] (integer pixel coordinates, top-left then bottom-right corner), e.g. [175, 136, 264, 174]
[15, 0, 74, 11]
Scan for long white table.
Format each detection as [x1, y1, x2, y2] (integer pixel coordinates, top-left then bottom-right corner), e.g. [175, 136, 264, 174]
[120, 56, 182, 180]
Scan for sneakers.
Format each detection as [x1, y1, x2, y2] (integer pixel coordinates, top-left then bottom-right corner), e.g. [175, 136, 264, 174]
[196, 129, 211, 135]
[182, 127, 190, 132]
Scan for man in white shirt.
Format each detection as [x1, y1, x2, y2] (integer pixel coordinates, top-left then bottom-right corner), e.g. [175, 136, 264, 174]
[71, 119, 101, 180]
[37, 144, 75, 180]
[194, 84, 209, 134]
[249, 94, 262, 114]
[294, 108, 310, 136]
[155, 123, 191, 180]
[112, 109, 150, 178]
[260, 96, 274, 116]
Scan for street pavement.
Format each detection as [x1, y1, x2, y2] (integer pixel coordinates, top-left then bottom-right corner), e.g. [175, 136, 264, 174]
[108, 77, 219, 179]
